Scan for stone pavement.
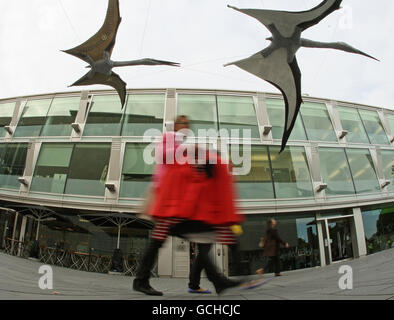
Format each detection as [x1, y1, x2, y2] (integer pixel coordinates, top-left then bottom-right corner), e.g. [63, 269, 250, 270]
[0, 248, 393, 300]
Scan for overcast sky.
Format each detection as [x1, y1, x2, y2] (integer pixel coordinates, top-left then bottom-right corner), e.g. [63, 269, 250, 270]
[0, 0, 393, 110]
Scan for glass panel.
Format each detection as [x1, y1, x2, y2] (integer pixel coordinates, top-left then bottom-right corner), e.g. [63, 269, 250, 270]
[362, 205, 394, 254]
[386, 113, 394, 138]
[40, 97, 80, 136]
[300, 102, 337, 141]
[319, 147, 355, 196]
[121, 94, 164, 137]
[346, 148, 380, 194]
[177, 94, 218, 134]
[31, 144, 74, 194]
[337, 106, 369, 143]
[265, 98, 307, 140]
[83, 95, 123, 136]
[217, 95, 259, 138]
[229, 213, 320, 276]
[232, 145, 274, 199]
[65, 144, 111, 196]
[0, 143, 28, 189]
[120, 143, 153, 198]
[0, 102, 16, 138]
[381, 150, 394, 192]
[358, 109, 389, 145]
[269, 146, 313, 198]
[14, 99, 52, 137]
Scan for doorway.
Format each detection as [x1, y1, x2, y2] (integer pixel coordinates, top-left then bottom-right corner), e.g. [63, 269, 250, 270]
[322, 217, 354, 264]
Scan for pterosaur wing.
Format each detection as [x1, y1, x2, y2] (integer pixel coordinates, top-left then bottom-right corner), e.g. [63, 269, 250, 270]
[228, 1, 342, 37]
[63, 0, 121, 62]
[70, 71, 127, 108]
[226, 48, 302, 151]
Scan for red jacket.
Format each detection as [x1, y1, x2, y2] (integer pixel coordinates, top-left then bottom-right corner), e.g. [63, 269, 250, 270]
[148, 153, 244, 226]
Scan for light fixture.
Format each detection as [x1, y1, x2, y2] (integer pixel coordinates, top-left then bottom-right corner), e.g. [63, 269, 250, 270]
[18, 177, 29, 186]
[4, 126, 13, 135]
[338, 130, 348, 139]
[71, 123, 81, 133]
[262, 125, 272, 135]
[381, 180, 391, 189]
[315, 183, 328, 193]
[105, 182, 116, 192]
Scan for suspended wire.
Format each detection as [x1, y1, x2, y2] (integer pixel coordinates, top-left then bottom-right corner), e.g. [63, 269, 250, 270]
[57, 0, 81, 42]
[139, 0, 153, 56]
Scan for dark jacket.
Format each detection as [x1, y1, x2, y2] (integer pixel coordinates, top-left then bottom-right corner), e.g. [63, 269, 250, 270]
[264, 228, 286, 257]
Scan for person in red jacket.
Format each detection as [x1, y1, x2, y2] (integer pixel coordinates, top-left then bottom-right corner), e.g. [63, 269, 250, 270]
[133, 116, 244, 296]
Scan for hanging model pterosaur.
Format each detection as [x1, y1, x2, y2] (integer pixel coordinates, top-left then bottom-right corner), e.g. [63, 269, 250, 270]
[225, 0, 378, 151]
[63, 0, 180, 108]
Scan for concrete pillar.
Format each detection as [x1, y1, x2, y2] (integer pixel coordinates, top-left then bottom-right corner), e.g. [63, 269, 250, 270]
[71, 91, 90, 139]
[350, 207, 367, 258]
[316, 219, 326, 267]
[256, 93, 273, 142]
[104, 137, 122, 202]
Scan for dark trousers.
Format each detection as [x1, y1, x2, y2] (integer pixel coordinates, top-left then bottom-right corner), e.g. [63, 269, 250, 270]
[265, 255, 281, 274]
[135, 238, 163, 283]
[188, 243, 227, 290]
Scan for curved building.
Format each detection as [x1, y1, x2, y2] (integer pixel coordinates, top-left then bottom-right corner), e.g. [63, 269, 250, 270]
[0, 88, 393, 277]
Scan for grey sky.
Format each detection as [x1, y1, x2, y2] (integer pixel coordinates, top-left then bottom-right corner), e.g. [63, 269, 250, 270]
[0, 0, 393, 110]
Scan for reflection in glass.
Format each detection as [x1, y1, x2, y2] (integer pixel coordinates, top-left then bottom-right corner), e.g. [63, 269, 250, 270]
[346, 148, 380, 194]
[65, 143, 111, 196]
[217, 95, 259, 138]
[31, 144, 73, 193]
[381, 150, 394, 192]
[83, 95, 123, 136]
[265, 98, 307, 141]
[0, 102, 16, 138]
[0, 143, 28, 189]
[229, 214, 320, 276]
[319, 147, 355, 196]
[14, 99, 52, 137]
[337, 106, 369, 143]
[232, 145, 274, 199]
[122, 94, 165, 136]
[269, 146, 313, 198]
[177, 94, 218, 134]
[120, 143, 153, 198]
[300, 102, 337, 141]
[358, 109, 389, 145]
[41, 97, 80, 136]
[362, 206, 394, 255]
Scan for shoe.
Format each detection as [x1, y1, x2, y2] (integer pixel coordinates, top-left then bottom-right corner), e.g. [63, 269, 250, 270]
[133, 279, 163, 296]
[215, 279, 242, 295]
[275, 273, 282, 277]
[188, 288, 212, 294]
[256, 268, 264, 275]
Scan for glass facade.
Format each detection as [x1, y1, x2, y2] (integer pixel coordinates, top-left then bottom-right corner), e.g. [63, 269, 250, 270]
[319, 147, 355, 196]
[358, 109, 389, 145]
[217, 95, 259, 138]
[265, 98, 307, 141]
[0, 143, 28, 189]
[337, 106, 369, 144]
[121, 94, 165, 137]
[229, 213, 319, 276]
[269, 146, 313, 198]
[346, 148, 380, 194]
[177, 94, 218, 134]
[381, 150, 394, 192]
[83, 95, 123, 136]
[300, 102, 337, 142]
[40, 97, 80, 136]
[386, 113, 394, 137]
[362, 205, 394, 254]
[120, 143, 153, 198]
[0, 102, 16, 138]
[14, 99, 52, 137]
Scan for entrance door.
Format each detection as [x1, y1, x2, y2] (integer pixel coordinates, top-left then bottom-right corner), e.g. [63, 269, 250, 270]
[322, 218, 354, 264]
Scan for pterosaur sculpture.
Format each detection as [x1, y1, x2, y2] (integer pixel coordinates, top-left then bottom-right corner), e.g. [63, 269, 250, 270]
[63, 0, 180, 108]
[225, 0, 378, 151]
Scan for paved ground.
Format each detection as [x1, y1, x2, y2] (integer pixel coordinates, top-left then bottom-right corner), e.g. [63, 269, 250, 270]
[1, 248, 394, 300]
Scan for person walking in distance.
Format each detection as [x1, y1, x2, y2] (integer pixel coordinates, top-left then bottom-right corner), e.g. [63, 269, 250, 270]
[257, 218, 289, 277]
